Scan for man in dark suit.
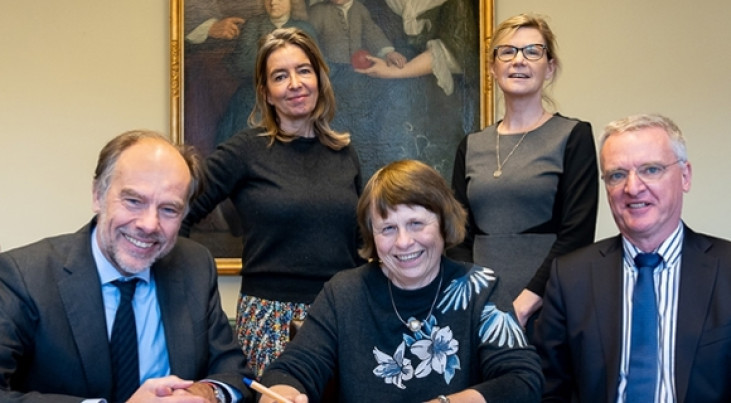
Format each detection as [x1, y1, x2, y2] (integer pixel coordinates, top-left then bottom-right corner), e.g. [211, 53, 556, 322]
[0, 130, 252, 402]
[535, 114, 731, 402]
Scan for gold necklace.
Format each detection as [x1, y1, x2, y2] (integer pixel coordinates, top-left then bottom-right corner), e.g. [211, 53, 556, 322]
[494, 129, 529, 178]
[493, 113, 548, 178]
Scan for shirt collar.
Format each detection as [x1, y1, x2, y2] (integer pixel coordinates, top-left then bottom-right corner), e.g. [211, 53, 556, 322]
[91, 227, 151, 285]
[270, 15, 290, 28]
[622, 221, 684, 268]
[338, 0, 354, 13]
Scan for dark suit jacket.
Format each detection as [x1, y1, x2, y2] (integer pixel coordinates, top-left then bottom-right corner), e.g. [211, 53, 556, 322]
[534, 225, 731, 402]
[0, 220, 252, 402]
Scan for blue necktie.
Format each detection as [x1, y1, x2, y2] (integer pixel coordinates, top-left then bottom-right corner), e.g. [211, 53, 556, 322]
[627, 253, 662, 402]
[111, 279, 140, 402]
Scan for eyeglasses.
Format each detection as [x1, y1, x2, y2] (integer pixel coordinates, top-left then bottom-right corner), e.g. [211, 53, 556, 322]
[493, 44, 548, 62]
[601, 160, 684, 187]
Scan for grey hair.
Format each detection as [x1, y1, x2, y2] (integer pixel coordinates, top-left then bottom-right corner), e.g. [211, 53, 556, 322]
[600, 113, 688, 162]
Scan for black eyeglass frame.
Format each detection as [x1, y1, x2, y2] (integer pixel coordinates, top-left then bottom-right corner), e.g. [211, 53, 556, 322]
[492, 44, 548, 62]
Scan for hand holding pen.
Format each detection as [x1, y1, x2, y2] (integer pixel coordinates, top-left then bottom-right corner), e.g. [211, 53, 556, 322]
[244, 377, 307, 403]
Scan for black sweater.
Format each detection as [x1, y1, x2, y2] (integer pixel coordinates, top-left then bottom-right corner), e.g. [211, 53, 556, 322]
[182, 128, 363, 303]
[262, 257, 543, 402]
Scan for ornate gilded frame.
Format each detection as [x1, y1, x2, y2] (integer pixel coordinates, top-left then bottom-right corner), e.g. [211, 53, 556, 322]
[170, 0, 494, 275]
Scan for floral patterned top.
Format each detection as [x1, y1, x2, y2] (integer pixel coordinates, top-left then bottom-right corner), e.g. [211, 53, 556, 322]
[260, 257, 543, 402]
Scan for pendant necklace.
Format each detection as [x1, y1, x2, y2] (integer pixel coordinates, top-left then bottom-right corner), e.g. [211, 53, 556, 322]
[493, 112, 548, 178]
[493, 129, 529, 178]
[388, 267, 443, 333]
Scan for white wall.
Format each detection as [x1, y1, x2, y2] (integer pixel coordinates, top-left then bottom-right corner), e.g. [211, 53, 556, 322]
[494, 0, 731, 241]
[0, 2, 246, 316]
[1, 1, 169, 245]
[2, 1, 730, 318]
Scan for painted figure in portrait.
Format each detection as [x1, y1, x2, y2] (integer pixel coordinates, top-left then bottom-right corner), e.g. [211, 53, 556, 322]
[180, 0, 480, 258]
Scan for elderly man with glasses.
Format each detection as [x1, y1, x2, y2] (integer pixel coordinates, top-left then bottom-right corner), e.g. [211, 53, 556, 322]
[534, 113, 731, 402]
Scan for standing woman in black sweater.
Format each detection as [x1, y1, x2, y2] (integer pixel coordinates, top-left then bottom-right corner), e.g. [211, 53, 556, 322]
[181, 27, 363, 378]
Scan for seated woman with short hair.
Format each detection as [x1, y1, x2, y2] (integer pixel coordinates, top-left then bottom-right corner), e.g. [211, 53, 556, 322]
[259, 159, 543, 403]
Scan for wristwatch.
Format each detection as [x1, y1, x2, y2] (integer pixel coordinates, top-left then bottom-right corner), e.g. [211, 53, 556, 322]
[203, 382, 227, 403]
[437, 395, 450, 403]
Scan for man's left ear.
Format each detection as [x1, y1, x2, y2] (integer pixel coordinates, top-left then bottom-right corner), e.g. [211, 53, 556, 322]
[91, 186, 102, 213]
[682, 161, 692, 192]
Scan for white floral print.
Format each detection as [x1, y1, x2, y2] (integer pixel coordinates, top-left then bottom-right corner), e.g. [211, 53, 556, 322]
[478, 303, 527, 348]
[412, 324, 461, 383]
[373, 264, 524, 389]
[438, 265, 495, 312]
[372, 341, 414, 389]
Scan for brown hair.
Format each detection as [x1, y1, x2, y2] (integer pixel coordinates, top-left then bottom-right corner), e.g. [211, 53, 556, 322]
[93, 130, 205, 204]
[248, 27, 350, 150]
[356, 160, 467, 260]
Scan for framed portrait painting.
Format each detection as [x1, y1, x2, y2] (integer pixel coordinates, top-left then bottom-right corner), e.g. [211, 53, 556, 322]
[170, 0, 494, 274]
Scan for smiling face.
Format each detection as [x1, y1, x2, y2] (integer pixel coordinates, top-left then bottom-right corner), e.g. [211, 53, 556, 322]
[601, 127, 692, 251]
[92, 139, 191, 276]
[265, 43, 319, 134]
[490, 27, 555, 99]
[265, 0, 291, 20]
[372, 204, 445, 290]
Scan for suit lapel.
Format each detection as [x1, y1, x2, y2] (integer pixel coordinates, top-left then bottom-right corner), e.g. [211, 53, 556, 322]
[674, 228, 715, 401]
[591, 237, 624, 402]
[155, 259, 196, 377]
[56, 227, 114, 396]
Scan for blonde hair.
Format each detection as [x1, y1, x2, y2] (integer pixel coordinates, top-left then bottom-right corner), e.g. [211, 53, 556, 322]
[490, 14, 561, 108]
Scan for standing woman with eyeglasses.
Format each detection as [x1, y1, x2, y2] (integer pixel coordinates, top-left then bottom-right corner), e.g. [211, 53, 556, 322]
[449, 14, 599, 334]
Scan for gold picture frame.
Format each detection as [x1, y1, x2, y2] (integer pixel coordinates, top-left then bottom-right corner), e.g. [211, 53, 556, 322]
[170, 0, 494, 276]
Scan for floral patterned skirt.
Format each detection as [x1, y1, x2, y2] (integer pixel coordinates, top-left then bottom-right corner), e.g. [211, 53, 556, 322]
[235, 294, 309, 378]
